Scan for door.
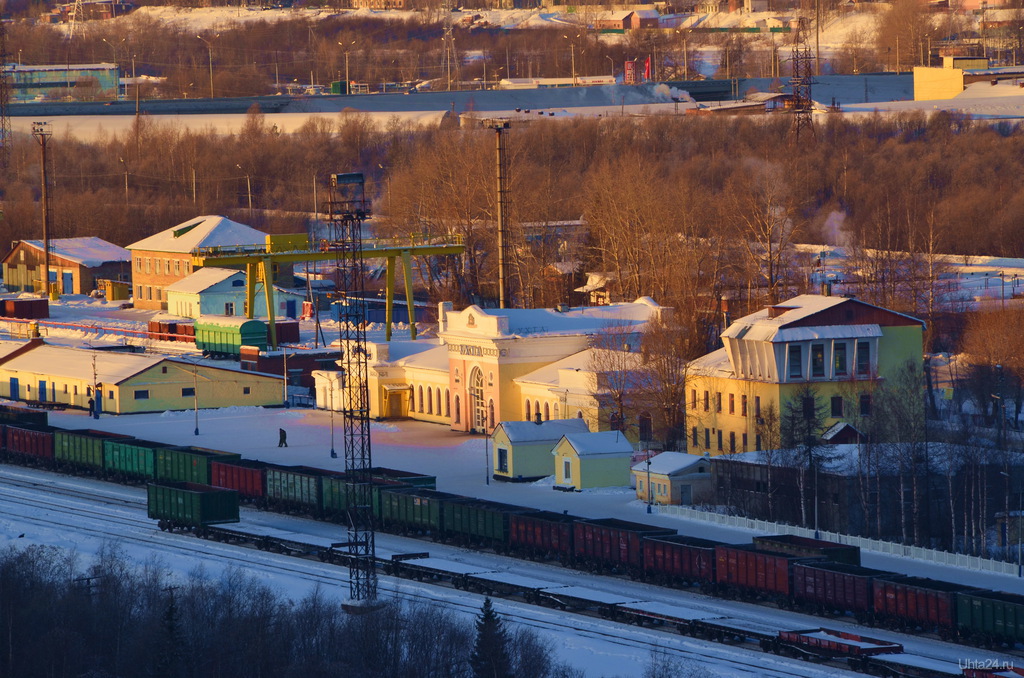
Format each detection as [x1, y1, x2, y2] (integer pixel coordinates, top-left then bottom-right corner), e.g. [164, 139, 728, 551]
[62, 272, 74, 294]
[470, 368, 486, 432]
[9, 377, 18, 400]
[37, 380, 46, 402]
[285, 299, 297, 319]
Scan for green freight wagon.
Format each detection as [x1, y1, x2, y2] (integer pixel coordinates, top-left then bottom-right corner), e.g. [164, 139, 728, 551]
[55, 429, 134, 474]
[377, 487, 467, 536]
[956, 589, 1024, 646]
[442, 498, 534, 548]
[154, 446, 241, 485]
[194, 316, 268, 356]
[368, 467, 436, 489]
[103, 438, 172, 482]
[147, 482, 239, 532]
[266, 465, 337, 516]
[321, 474, 412, 523]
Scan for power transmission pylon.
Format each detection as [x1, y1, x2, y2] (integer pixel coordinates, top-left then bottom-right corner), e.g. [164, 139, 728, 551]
[0, 24, 11, 169]
[326, 172, 377, 606]
[790, 18, 815, 142]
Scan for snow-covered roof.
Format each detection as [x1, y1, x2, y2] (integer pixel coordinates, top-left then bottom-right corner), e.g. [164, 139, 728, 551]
[443, 297, 664, 339]
[631, 451, 708, 475]
[164, 267, 241, 294]
[558, 431, 634, 457]
[0, 343, 166, 384]
[634, 9, 660, 18]
[12, 238, 130, 267]
[689, 347, 733, 377]
[128, 215, 266, 254]
[394, 343, 449, 371]
[496, 418, 590, 443]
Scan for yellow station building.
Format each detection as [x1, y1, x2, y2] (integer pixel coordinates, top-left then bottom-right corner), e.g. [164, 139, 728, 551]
[685, 295, 924, 456]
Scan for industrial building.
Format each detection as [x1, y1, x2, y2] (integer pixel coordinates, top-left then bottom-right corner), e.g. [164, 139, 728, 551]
[1, 237, 129, 295]
[11, 63, 120, 101]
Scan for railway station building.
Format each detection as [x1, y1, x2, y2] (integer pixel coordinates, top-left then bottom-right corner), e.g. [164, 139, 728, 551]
[314, 297, 670, 436]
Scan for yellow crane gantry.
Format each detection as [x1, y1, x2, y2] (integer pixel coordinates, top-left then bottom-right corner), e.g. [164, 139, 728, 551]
[192, 233, 465, 349]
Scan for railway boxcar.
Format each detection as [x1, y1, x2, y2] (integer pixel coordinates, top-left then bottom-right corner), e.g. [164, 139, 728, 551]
[642, 534, 723, 587]
[3, 423, 56, 464]
[377, 487, 468, 537]
[0, 404, 47, 426]
[265, 464, 337, 516]
[210, 457, 269, 502]
[55, 429, 134, 474]
[509, 510, 579, 562]
[155, 446, 241, 485]
[753, 534, 861, 567]
[194, 316, 267, 356]
[572, 518, 676, 574]
[872, 575, 979, 634]
[103, 438, 172, 482]
[793, 561, 890, 616]
[147, 481, 239, 531]
[441, 498, 535, 548]
[715, 544, 821, 601]
[956, 589, 1024, 647]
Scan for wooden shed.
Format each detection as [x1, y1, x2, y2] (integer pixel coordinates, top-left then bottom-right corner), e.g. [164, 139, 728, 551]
[491, 418, 590, 482]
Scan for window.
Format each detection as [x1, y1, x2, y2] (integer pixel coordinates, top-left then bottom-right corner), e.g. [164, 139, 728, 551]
[134, 390, 150, 400]
[834, 342, 848, 376]
[243, 387, 251, 395]
[182, 387, 195, 397]
[553, 403, 559, 418]
[788, 344, 802, 379]
[704, 428, 710, 449]
[426, 387, 433, 414]
[811, 343, 825, 378]
[164, 259, 170, 274]
[742, 433, 748, 452]
[488, 400, 495, 429]
[436, 389, 442, 416]
[715, 392, 722, 413]
[860, 393, 872, 416]
[755, 434, 762, 451]
[692, 427, 698, 448]
[577, 410, 583, 419]
[232, 279, 245, 287]
[162, 366, 168, 374]
[454, 396, 461, 423]
[729, 431, 736, 453]
[717, 430, 723, 451]
[136, 285, 143, 299]
[741, 395, 747, 416]
[563, 459, 571, 482]
[73, 385, 78, 395]
[639, 412, 653, 442]
[135, 258, 142, 272]
[497, 448, 508, 473]
[410, 388, 415, 412]
[225, 302, 235, 315]
[755, 396, 761, 418]
[525, 400, 532, 421]
[703, 391, 709, 412]
[803, 396, 815, 420]
[145, 258, 151, 274]
[174, 260, 181, 275]
[146, 287, 152, 300]
[445, 389, 450, 417]
[728, 393, 735, 415]
[418, 386, 424, 413]
[856, 340, 871, 376]
[543, 402, 550, 421]
[831, 396, 844, 418]
[690, 389, 697, 410]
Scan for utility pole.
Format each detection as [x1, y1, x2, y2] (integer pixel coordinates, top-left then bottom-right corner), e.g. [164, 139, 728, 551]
[32, 122, 52, 299]
[197, 34, 219, 98]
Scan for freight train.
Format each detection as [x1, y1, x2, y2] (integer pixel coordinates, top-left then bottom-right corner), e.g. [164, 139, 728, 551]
[2, 403, 1023, 653]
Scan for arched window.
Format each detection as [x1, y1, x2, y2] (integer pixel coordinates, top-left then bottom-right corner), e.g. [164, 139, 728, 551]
[409, 387, 415, 412]
[454, 395, 461, 424]
[534, 400, 541, 422]
[418, 386, 424, 413]
[525, 400, 532, 422]
[639, 412, 653, 443]
[488, 400, 495, 429]
[436, 388, 442, 416]
[553, 403, 559, 419]
[445, 389, 450, 417]
[577, 410, 584, 419]
[543, 402, 550, 421]
[470, 368, 486, 431]
[426, 387, 433, 414]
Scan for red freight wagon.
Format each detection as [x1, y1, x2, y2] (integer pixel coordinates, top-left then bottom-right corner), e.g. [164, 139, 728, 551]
[509, 510, 579, 561]
[642, 534, 723, 586]
[872, 575, 978, 632]
[714, 544, 820, 599]
[794, 561, 888, 615]
[572, 518, 675, 574]
[3, 423, 56, 463]
[274, 320, 300, 344]
[4, 298, 49, 319]
[753, 534, 860, 567]
[210, 458, 269, 502]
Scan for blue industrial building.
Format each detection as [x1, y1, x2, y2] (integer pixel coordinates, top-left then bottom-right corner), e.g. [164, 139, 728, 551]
[10, 63, 119, 102]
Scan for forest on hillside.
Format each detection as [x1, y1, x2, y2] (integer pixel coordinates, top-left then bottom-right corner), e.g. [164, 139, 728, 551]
[5, 108, 1023, 351]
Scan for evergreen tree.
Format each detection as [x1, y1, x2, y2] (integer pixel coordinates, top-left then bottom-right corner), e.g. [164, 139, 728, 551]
[469, 598, 513, 678]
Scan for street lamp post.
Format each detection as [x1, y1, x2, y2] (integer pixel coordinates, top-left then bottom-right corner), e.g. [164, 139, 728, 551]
[646, 457, 653, 513]
[101, 37, 125, 98]
[338, 40, 355, 94]
[562, 35, 577, 85]
[197, 34, 219, 98]
[236, 164, 252, 219]
[605, 55, 615, 79]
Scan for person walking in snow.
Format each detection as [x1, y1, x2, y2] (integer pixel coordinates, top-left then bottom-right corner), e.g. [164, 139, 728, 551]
[278, 428, 288, 448]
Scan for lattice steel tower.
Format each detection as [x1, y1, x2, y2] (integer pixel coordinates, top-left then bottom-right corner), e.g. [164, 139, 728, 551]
[790, 18, 815, 142]
[0, 24, 12, 169]
[326, 172, 377, 604]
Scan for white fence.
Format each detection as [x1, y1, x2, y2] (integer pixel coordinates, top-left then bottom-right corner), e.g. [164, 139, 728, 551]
[659, 505, 1021, 577]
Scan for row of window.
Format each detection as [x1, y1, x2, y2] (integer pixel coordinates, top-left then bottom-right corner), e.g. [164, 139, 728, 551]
[133, 386, 252, 400]
[135, 257, 191, 277]
[638, 478, 670, 497]
[787, 340, 871, 380]
[411, 385, 452, 418]
[136, 285, 166, 302]
[691, 390, 761, 417]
